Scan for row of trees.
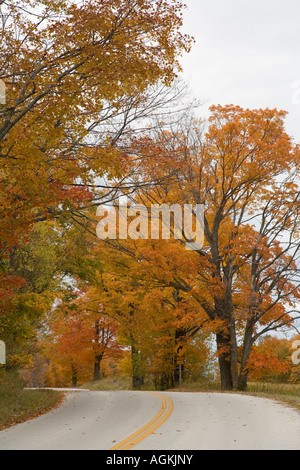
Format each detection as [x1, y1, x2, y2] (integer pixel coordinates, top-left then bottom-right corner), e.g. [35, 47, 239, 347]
[20, 104, 300, 391]
[17, 220, 300, 389]
[0, 0, 193, 378]
[1, 0, 300, 391]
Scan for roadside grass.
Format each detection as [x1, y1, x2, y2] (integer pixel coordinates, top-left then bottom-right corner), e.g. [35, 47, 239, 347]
[0, 371, 64, 430]
[167, 380, 221, 392]
[168, 380, 300, 412]
[246, 382, 300, 412]
[82, 376, 132, 391]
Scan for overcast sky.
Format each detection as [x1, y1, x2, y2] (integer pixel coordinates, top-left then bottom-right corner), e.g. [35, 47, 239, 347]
[180, 0, 300, 142]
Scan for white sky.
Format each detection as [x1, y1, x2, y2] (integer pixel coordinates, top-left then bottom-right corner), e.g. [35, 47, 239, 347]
[180, 0, 300, 143]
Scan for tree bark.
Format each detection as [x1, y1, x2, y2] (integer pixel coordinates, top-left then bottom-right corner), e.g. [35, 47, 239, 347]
[71, 364, 78, 387]
[131, 341, 144, 390]
[237, 319, 255, 391]
[216, 331, 233, 390]
[229, 317, 239, 389]
[214, 287, 237, 391]
[94, 355, 102, 381]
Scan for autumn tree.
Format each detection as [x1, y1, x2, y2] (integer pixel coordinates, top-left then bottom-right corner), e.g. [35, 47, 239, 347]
[0, 0, 193, 246]
[246, 336, 292, 383]
[92, 315, 122, 382]
[83, 264, 152, 389]
[44, 297, 123, 386]
[139, 285, 212, 389]
[81, 227, 212, 389]
[121, 105, 300, 391]
[0, 222, 62, 366]
[0, 0, 193, 371]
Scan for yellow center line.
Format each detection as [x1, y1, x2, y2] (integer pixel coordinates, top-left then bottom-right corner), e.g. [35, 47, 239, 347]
[110, 392, 174, 451]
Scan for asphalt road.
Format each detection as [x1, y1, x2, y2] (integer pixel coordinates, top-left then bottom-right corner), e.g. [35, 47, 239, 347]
[0, 390, 299, 450]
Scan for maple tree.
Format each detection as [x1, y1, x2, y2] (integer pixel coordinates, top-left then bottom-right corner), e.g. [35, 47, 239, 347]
[140, 286, 213, 389]
[0, 0, 192, 245]
[71, 250, 154, 389]
[246, 336, 292, 382]
[2, 3, 299, 393]
[19, 104, 300, 392]
[38, 216, 209, 389]
[43, 296, 123, 386]
[81, 229, 213, 389]
[0, 0, 193, 370]
[120, 105, 300, 390]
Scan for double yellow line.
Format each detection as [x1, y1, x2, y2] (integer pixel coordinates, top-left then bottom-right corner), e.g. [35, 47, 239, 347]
[110, 392, 174, 450]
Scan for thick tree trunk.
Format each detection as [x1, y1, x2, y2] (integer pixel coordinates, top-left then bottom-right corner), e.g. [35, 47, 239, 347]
[211, 258, 238, 391]
[216, 331, 233, 391]
[214, 294, 237, 391]
[237, 370, 249, 391]
[237, 319, 255, 391]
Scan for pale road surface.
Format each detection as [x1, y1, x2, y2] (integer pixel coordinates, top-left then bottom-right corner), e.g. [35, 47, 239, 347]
[0, 390, 299, 450]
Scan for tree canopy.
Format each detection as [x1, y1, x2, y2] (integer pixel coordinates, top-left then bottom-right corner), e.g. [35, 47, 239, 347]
[1, 1, 299, 391]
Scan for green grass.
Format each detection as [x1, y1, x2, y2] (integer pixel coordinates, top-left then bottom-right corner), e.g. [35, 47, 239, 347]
[0, 371, 64, 430]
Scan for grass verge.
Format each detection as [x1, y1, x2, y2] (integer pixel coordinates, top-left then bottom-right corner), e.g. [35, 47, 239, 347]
[0, 371, 64, 430]
[167, 380, 300, 411]
[82, 376, 132, 391]
[246, 382, 300, 412]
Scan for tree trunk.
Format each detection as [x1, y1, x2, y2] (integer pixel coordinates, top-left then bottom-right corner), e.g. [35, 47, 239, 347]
[94, 355, 102, 381]
[155, 372, 173, 391]
[212, 260, 237, 391]
[237, 319, 255, 391]
[174, 325, 186, 387]
[237, 370, 249, 391]
[216, 331, 233, 391]
[71, 364, 78, 387]
[131, 342, 144, 390]
[214, 297, 236, 391]
[132, 374, 145, 390]
[229, 318, 239, 389]
[174, 361, 184, 386]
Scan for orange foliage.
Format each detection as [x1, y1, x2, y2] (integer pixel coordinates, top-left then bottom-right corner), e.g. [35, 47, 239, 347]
[247, 336, 292, 381]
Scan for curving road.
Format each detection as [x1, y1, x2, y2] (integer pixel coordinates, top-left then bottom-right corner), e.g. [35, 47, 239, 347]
[0, 390, 299, 450]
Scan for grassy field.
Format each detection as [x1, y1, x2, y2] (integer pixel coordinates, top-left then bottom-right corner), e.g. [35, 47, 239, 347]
[0, 372, 64, 430]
